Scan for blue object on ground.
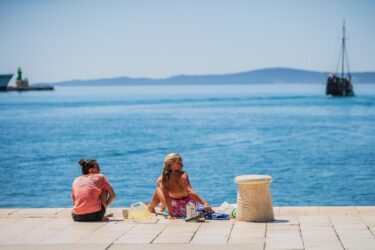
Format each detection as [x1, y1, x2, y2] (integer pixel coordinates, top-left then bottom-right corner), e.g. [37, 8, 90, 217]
[161, 210, 169, 216]
[197, 208, 205, 213]
[197, 208, 230, 220]
[205, 213, 230, 220]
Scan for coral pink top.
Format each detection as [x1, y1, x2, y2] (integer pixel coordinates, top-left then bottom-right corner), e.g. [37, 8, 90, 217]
[72, 173, 112, 215]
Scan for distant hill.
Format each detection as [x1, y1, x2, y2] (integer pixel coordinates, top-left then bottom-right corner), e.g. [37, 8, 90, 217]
[40, 68, 375, 86]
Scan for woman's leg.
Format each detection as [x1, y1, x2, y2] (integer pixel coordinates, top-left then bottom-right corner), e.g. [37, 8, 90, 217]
[99, 190, 113, 218]
[148, 188, 165, 213]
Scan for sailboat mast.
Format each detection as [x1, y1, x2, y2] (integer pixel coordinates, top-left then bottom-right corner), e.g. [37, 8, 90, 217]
[341, 20, 346, 78]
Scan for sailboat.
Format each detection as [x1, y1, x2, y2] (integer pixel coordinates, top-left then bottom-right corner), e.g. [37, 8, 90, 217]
[326, 21, 354, 96]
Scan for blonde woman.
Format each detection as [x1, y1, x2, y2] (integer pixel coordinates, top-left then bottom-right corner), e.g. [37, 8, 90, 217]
[148, 153, 214, 218]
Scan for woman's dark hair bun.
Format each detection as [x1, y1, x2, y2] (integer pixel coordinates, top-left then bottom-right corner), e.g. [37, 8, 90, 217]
[78, 159, 86, 167]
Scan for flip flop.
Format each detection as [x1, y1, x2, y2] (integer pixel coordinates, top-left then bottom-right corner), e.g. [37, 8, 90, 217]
[184, 211, 207, 222]
[104, 212, 114, 218]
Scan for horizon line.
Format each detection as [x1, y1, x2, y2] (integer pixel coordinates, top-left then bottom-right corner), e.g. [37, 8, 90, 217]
[36, 66, 375, 84]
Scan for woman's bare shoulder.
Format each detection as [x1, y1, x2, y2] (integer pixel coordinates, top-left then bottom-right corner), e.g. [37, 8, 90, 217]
[157, 176, 162, 185]
[180, 172, 189, 180]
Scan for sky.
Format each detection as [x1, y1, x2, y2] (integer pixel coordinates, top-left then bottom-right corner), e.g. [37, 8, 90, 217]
[1, 0, 375, 83]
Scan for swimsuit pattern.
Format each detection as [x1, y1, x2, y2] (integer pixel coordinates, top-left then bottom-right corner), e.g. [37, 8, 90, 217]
[170, 196, 198, 217]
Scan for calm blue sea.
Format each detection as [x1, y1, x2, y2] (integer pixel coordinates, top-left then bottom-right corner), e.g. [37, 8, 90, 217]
[0, 83, 374, 208]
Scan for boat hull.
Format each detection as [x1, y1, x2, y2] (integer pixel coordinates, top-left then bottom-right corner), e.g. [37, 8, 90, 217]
[0, 74, 13, 91]
[326, 76, 354, 96]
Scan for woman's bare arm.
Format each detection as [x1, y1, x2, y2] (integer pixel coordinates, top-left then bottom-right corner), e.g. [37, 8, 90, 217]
[161, 184, 175, 218]
[105, 186, 116, 207]
[180, 173, 214, 213]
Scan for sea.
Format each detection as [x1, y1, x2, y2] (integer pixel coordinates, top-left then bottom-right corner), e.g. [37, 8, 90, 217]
[0, 83, 374, 208]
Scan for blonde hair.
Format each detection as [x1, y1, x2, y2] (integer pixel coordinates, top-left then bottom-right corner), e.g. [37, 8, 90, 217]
[161, 153, 182, 185]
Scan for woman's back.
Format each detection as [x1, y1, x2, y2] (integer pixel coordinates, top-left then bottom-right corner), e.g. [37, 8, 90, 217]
[72, 173, 111, 215]
[163, 171, 189, 199]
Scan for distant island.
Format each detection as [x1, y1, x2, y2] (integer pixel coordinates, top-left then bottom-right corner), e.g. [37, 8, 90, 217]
[39, 68, 375, 86]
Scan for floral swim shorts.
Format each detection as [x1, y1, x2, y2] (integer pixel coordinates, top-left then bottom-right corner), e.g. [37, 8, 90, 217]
[170, 195, 198, 217]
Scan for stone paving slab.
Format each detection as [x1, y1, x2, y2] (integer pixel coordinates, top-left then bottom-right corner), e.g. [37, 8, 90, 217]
[361, 216, 375, 227]
[318, 206, 358, 215]
[279, 206, 319, 216]
[0, 244, 109, 250]
[154, 221, 200, 244]
[110, 244, 262, 250]
[190, 221, 233, 244]
[114, 223, 166, 244]
[0, 206, 374, 250]
[7, 208, 64, 218]
[356, 206, 375, 215]
[228, 221, 265, 243]
[0, 210, 20, 218]
[2, 218, 73, 244]
[0, 218, 51, 243]
[341, 238, 375, 249]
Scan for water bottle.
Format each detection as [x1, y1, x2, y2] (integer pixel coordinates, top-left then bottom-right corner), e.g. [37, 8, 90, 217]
[129, 202, 150, 220]
[186, 202, 196, 219]
[231, 207, 237, 218]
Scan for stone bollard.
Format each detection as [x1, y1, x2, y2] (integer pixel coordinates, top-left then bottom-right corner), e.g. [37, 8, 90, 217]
[234, 175, 274, 222]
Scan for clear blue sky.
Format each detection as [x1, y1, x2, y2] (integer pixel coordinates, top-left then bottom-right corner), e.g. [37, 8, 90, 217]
[1, 0, 374, 83]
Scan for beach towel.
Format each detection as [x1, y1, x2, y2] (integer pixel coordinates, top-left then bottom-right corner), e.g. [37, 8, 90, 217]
[197, 208, 230, 220]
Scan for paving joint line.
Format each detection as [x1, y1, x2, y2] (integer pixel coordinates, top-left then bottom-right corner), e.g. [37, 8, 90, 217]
[297, 216, 305, 250]
[7, 209, 21, 216]
[225, 220, 235, 243]
[104, 222, 137, 248]
[264, 222, 268, 250]
[53, 208, 65, 216]
[109, 223, 136, 245]
[357, 211, 375, 238]
[72, 221, 108, 243]
[150, 223, 168, 244]
[329, 215, 346, 250]
[105, 242, 114, 250]
[188, 221, 203, 244]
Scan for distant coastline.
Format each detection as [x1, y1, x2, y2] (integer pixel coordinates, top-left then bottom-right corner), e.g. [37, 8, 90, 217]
[38, 67, 375, 86]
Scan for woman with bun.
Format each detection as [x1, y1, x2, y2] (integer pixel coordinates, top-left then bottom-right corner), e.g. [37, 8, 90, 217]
[72, 159, 116, 222]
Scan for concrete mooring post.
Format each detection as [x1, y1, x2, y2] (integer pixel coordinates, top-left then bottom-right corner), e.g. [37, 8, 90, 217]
[234, 175, 274, 222]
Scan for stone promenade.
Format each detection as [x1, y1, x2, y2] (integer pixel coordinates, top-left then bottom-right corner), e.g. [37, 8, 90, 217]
[0, 206, 374, 249]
